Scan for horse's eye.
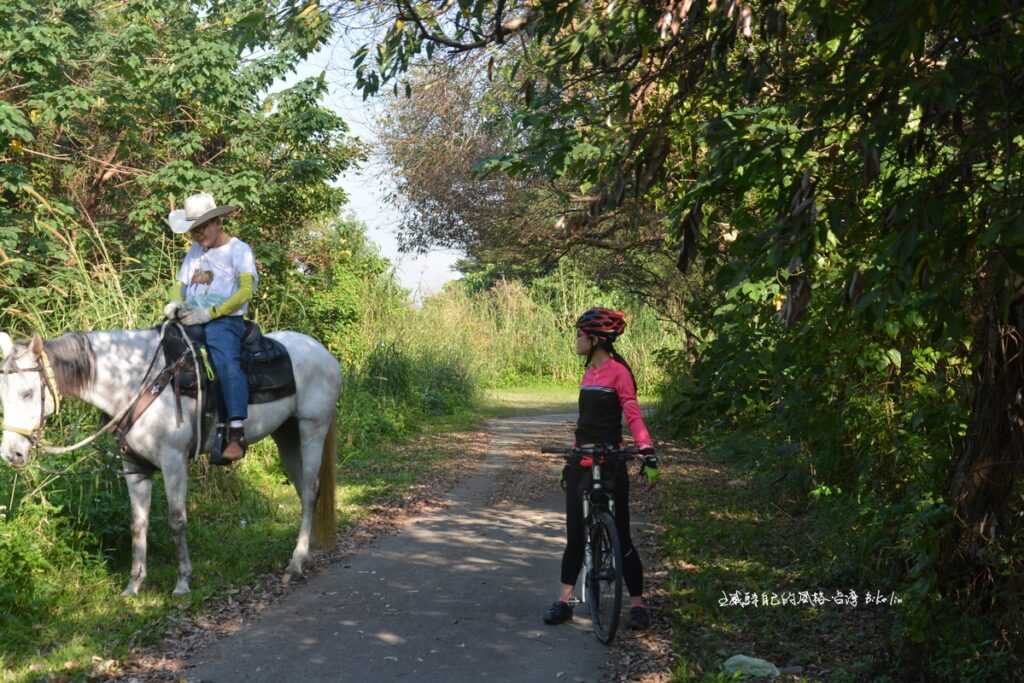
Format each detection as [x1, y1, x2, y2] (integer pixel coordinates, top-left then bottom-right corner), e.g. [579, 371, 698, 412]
[20, 389, 32, 400]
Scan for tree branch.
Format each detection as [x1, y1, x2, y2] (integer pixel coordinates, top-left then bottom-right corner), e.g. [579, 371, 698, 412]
[396, 0, 533, 52]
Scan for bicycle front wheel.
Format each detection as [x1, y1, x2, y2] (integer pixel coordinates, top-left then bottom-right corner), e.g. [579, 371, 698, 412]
[588, 510, 623, 644]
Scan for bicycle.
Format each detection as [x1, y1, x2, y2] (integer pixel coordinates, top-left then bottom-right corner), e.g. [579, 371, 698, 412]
[541, 444, 640, 645]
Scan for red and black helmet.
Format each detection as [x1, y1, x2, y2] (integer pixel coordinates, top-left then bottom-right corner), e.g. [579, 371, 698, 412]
[575, 307, 626, 341]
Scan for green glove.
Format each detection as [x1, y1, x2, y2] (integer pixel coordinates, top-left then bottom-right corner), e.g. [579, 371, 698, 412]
[640, 453, 659, 486]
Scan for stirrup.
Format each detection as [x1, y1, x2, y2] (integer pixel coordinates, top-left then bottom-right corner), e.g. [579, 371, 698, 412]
[208, 423, 228, 466]
[221, 426, 247, 463]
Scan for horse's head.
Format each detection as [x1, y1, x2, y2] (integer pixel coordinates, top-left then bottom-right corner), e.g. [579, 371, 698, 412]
[0, 332, 58, 467]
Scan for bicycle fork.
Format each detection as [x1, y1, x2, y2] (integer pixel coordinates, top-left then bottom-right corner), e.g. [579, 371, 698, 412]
[572, 494, 592, 608]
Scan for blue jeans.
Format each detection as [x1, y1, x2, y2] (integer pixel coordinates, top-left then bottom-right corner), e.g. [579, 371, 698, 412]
[204, 316, 248, 421]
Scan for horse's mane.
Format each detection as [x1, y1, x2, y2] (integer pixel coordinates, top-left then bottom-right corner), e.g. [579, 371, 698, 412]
[44, 333, 96, 397]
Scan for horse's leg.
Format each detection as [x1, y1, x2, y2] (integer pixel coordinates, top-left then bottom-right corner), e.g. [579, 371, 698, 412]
[272, 417, 303, 498]
[161, 452, 193, 595]
[286, 417, 329, 578]
[121, 472, 153, 597]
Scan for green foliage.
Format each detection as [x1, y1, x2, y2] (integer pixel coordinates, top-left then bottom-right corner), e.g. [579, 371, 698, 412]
[0, 501, 63, 622]
[263, 216, 399, 362]
[323, 252, 673, 449]
[657, 433, 899, 682]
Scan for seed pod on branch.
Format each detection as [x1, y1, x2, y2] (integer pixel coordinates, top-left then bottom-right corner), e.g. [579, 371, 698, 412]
[676, 201, 702, 274]
[777, 256, 811, 327]
[845, 269, 864, 307]
[863, 144, 880, 184]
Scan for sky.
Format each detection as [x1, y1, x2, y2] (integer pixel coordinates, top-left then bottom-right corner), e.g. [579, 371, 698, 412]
[288, 31, 463, 301]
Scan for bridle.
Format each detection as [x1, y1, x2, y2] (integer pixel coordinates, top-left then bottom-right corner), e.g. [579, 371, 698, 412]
[0, 345, 61, 448]
[0, 322, 202, 459]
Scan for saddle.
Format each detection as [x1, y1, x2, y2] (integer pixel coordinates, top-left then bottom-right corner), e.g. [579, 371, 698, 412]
[114, 321, 295, 466]
[161, 321, 296, 404]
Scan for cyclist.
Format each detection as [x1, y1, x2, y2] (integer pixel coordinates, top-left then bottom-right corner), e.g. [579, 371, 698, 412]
[543, 307, 659, 630]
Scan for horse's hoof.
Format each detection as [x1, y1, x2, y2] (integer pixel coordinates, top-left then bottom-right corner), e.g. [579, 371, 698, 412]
[286, 559, 305, 579]
[121, 585, 140, 598]
[172, 585, 191, 597]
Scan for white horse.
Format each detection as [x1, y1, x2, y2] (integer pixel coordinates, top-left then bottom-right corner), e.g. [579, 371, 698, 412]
[0, 327, 341, 596]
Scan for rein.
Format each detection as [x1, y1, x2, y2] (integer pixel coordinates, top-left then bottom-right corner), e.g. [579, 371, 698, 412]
[1, 321, 202, 458]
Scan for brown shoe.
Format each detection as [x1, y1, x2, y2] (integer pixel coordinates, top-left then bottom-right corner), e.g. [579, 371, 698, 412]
[222, 427, 247, 462]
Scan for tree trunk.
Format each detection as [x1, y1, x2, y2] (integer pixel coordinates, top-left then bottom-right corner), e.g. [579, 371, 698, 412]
[945, 289, 1024, 589]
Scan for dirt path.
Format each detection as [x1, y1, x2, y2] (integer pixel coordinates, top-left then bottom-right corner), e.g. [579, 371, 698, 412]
[179, 413, 667, 683]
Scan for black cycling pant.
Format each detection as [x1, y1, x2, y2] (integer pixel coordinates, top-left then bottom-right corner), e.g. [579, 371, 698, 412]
[560, 462, 643, 597]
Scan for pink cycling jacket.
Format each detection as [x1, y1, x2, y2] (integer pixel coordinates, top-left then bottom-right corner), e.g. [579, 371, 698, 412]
[575, 357, 653, 449]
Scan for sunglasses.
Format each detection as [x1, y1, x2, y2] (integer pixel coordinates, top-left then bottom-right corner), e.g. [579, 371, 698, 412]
[189, 220, 219, 238]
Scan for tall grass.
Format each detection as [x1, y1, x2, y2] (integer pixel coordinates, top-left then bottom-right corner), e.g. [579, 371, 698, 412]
[325, 256, 677, 448]
[368, 270, 676, 393]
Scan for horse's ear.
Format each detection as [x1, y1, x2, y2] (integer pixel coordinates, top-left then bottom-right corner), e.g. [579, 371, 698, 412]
[0, 332, 13, 358]
[30, 334, 44, 356]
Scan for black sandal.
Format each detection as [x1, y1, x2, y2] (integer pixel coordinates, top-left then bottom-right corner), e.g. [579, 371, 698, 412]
[628, 605, 651, 630]
[543, 601, 574, 625]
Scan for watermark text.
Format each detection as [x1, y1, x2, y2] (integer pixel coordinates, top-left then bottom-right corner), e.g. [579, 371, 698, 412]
[718, 589, 903, 608]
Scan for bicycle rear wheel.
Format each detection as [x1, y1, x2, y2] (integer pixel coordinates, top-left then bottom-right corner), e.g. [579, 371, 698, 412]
[588, 510, 623, 644]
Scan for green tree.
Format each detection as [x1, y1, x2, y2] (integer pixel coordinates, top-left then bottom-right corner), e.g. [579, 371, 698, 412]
[0, 0, 361, 332]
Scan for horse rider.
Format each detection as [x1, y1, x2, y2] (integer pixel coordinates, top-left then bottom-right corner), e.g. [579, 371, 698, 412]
[163, 192, 257, 463]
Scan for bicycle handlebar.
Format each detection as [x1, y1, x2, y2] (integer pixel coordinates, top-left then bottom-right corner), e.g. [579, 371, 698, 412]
[540, 445, 641, 458]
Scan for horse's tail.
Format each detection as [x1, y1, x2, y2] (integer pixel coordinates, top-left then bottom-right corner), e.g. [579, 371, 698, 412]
[312, 416, 337, 551]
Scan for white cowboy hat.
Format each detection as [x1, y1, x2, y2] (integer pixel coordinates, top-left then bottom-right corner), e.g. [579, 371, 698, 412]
[165, 192, 238, 234]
